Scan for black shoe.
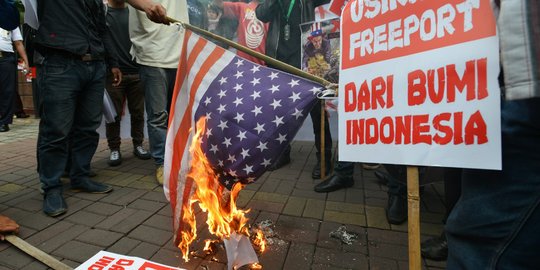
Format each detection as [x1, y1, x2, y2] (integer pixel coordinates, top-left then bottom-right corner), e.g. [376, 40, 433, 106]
[71, 179, 113, 194]
[268, 155, 291, 171]
[421, 233, 448, 261]
[386, 194, 407, 224]
[314, 174, 354, 193]
[0, 124, 9, 132]
[43, 189, 67, 217]
[15, 112, 29, 118]
[311, 160, 333, 179]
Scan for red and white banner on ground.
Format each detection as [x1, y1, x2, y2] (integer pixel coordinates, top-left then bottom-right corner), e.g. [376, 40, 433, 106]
[75, 251, 185, 270]
[339, 0, 501, 170]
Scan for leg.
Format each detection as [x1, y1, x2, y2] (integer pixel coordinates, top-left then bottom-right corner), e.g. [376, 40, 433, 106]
[0, 55, 17, 130]
[69, 61, 106, 181]
[105, 74, 125, 166]
[37, 55, 79, 216]
[446, 98, 540, 269]
[105, 74, 125, 152]
[385, 164, 407, 224]
[421, 168, 462, 261]
[124, 74, 149, 159]
[139, 66, 175, 166]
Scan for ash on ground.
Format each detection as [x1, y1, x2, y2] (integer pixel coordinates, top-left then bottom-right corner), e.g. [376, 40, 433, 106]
[329, 225, 359, 245]
[251, 220, 287, 248]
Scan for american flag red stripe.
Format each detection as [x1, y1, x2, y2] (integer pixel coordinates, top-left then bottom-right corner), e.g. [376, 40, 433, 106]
[164, 30, 236, 245]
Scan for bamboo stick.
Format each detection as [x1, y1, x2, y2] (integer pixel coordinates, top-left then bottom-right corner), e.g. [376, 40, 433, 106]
[167, 17, 331, 87]
[320, 101, 326, 179]
[407, 166, 421, 270]
[5, 235, 72, 270]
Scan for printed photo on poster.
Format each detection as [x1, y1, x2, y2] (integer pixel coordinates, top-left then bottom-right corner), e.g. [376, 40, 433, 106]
[301, 18, 340, 83]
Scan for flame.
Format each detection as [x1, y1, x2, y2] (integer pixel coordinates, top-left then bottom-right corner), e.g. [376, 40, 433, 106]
[253, 229, 266, 253]
[178, 117, 256, 261]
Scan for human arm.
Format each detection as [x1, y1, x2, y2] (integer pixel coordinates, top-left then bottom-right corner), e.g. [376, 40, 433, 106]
[215, 0, 242, 19]
[0, 215, 19, 241]
[255, 0, 279, 23]
[126, 0, 169, 24]
[13, 40, 29, 72]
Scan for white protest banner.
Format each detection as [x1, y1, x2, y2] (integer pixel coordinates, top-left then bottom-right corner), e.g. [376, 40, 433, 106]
[75, 250, 186, 270]
[339, 0, 501, 170]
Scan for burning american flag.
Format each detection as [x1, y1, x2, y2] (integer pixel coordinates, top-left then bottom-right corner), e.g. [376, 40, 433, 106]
[163, 30, 322, 260]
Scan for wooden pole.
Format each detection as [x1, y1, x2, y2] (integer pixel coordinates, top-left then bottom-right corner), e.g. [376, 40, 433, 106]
[5, 235, 73, 270]
[166, 17, 331, 87]
[407, 166, 421, 269]
[320, 101, 326, 179]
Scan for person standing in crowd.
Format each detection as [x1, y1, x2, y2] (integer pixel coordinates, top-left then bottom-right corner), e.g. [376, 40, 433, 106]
[0, 25, 29, 133]
[128, 0, 189, 185]
[35, 0, 167, 217]
[256, 0, 331, 172]
[35, 0, 122, 216]
[446, 1, 540, 268]
[214, 0, 268, 65]
[105, 0, 151, 167]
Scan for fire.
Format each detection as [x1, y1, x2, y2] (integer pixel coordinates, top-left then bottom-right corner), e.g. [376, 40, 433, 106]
[253, 229, 266, 253]
[178, 117, 266, 262]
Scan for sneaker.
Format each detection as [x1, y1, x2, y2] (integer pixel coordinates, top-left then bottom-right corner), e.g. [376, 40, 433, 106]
[71, 179, 113, 194]
[156, 165, 164, 185]
[133, 145, 151, 160]
[43, 189, 67, 217]
[108, 150, 122, 166]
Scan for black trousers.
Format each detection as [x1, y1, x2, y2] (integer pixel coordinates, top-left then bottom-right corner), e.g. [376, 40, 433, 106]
[0, 54, 16, 126]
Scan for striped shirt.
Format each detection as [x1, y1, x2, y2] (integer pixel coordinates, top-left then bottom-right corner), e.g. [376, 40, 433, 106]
[498, 0, 540, 100]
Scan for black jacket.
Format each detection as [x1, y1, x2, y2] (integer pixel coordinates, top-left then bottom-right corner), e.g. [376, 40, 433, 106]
[35, 0, 118, 67]
[256, 0, 329, 65]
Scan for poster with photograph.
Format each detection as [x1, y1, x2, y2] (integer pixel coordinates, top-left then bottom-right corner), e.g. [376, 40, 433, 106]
[300, 18, 341, 84]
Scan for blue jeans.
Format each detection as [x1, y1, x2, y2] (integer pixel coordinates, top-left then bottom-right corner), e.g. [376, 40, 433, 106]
[37, 55, 106, 192]
[139, 65, 177, 165]
[446, 97, 540, 269]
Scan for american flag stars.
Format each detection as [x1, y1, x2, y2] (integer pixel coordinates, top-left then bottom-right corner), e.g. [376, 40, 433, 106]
[193, 56, 321, 189]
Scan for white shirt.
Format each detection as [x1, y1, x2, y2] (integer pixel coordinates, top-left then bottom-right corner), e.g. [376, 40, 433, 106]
[0, 27, 22, 53]
[128, 0, 189, 69]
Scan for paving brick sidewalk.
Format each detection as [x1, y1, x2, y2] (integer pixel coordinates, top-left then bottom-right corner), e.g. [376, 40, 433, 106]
[0, 118, 447, 270]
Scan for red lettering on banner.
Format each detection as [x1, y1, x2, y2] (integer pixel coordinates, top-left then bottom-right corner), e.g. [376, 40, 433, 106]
[342, 0, 496, 68]
[408, 58, 488, 106]
[88, 256, 115, 270]
[345, 111, 488, 145]
[433, 112, 453, 145]
[465, 110, 487, 144]
[116, 259, 134, 266]
[343, 75, 395, 112]
[412, 114, 431, 144]
[395, 115, 412, 144]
